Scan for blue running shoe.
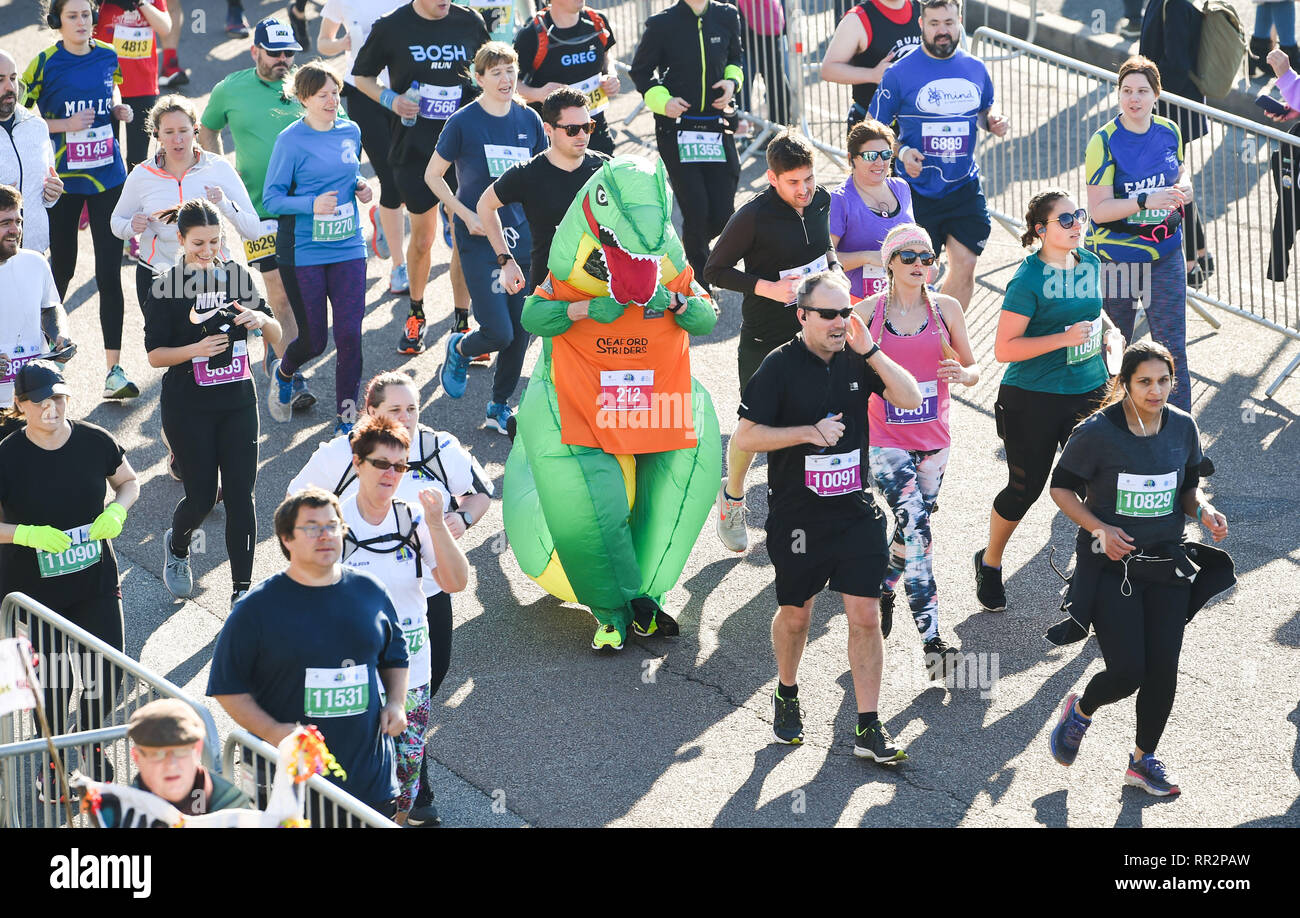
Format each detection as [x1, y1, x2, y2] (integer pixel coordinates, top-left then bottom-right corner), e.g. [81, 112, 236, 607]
[369, 205, 389, 260]
[440, 332, 470, 399]
[290, 373, 316, 410]
[484, 401, 513, 435]
[268, 359, 293, 422]
[389, 263, 409, 295]
[1125, 754, 1181, 796]
[334, 416, 354, 438]
[1049, 692, 1091, 766]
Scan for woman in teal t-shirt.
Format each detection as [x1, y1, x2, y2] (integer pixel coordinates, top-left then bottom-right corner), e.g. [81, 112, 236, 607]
[972, 188, 1122, 614]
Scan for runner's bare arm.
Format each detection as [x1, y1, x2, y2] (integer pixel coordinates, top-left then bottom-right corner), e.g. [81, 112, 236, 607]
[212, 693, 296, 747]
[107, 458, 140, 513]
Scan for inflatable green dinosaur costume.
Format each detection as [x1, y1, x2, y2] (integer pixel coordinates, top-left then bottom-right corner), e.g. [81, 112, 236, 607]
[503, 155, 721, 648]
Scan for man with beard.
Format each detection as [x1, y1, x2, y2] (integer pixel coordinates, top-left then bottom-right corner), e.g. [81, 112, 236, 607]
[0, 51, 63, 255]
[199, 18, 314, 409]
[868, 0, 1008, 311]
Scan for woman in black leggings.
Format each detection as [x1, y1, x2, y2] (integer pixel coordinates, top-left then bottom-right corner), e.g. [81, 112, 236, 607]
[144, 200, 282, 608]
[1046, 341, 1233, 796]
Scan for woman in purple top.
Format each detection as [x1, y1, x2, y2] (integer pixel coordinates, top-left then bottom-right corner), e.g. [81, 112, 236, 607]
[830, 118, 915, 301]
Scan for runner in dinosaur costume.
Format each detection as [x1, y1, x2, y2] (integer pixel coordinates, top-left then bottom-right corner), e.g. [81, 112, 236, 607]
[503, 155, 721, 650]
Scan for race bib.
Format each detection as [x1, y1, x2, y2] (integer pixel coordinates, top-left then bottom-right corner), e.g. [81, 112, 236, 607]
[465, 0, 515, 42]
[303, 664, 369, 718]
[779, 255, 831, 304]
[599, 369, 654, 411]
[571, 73, 608, 116]
[677, 130, 725, 164]
[243, 219, 277, 264]
[1, 350, 45, 384]
[804, 449, 862, 497]
[400, 617, 428, 658]
[192, 340, 251, 387]
[484, 144, 530, 179]
[861, 265, 887, 298]
[112, 24, 153, 59]
[66, 124, 115, 171]
[36, 524, 101, 579]
[418, 84, 461, 120]
[1065, 316, 1103, 366]
[921, 121, 970, 160]
[1131, 206, 1172, 225]
[886, 380, 940, 425]
[312, 202, 356, 243]
[1115, 471, 1178, 518]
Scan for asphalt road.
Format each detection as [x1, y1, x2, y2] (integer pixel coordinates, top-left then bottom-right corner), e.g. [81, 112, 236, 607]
[2, 1, 1297, 828]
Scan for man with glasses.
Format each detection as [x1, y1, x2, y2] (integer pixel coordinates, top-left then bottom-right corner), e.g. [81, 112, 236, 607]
[732, 271, 920, 760]
[704, 129, 841, 553]
[476, 87, 608, 300]
[125, 699, 250, 817]
[208, 487, 411, 820]
[199, 17, 315, 410]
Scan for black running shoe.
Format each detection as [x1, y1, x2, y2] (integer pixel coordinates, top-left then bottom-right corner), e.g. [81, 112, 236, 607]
[973, 548, 1007, 612]
[405, 803, 442, 827]
[879, 587, 895, 638]
[854, 721, 907, 763]
[923, 637, 961, 682]
[772, 691, 804, 745]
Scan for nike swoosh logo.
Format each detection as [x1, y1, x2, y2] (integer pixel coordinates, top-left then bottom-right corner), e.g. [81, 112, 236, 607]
[190, 306, 223, 325]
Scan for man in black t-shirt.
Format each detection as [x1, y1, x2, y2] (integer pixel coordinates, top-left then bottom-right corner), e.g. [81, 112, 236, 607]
[477, 87, 608, 296]
[353, 0, 490, 354]
[733, 271, 920, 762]
[820, 0, 922, 128]
[514, 0, 621, 156]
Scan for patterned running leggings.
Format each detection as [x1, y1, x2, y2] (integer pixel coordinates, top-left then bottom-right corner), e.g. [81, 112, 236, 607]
[868, 446, 951, 643]
[394, 682, 433, 814]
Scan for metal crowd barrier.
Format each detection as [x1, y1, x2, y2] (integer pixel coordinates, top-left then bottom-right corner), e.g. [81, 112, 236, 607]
[222, 728, 397, 828]
[970, 28, 1300, 397]
[0, 726, 128, 828]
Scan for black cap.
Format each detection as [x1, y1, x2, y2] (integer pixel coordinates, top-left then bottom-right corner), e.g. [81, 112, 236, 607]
[13, 359, 71, 403]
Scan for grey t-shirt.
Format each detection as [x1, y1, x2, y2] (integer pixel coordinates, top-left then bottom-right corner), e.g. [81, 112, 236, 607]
[1056, 402, 1203, 546]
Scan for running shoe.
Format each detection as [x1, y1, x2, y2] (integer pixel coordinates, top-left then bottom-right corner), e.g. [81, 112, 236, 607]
[1049, 692, 1091, 766]
[439, 332, 470, 398]
[268, 359, 293, 422]
[333, 416, 354, 437]
[290, 372, 316, 410]
[592, 623, 624, 651]
[469, 350, 492, 367]
[715, 481, 748, 552]
[389, 263, 409, 295]
[854, 721, 907, 762]
[923, 637, 961, 682]
[484, 401, 513, 436]
[103, 365, 139, 400]
[289, 6, 311, 51]
[398, 315, 426, 354]
[772, 690, 804, 745]
[630, 597, 680, 637]
[879, 586, 895, 638]
[369, 205, 389, 260]
[226, 4, 249, 37]
[1125, 753, 1181, 796]
[230, 590, 247, 610]
[439, 203, 452, 248]
[157, 64, 190, 88]
[973, 548, 1007, 612]
[405, 802, 441, 827]
[163, 527, 193, 599]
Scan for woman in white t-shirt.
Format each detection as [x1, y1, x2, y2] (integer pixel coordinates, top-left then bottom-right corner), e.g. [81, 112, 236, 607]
[339, 414, 468, 825]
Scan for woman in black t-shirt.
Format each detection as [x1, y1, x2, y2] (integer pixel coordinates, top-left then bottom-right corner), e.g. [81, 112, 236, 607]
[0, 360, 139, 779]
[144, 200, 282, 608]
[1045, 340, 1232, 797]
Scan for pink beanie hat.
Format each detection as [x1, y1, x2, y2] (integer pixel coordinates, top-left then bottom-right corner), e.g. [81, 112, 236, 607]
[880, 223, 934, 265]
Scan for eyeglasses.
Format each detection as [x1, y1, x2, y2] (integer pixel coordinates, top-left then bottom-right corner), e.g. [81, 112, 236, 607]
[894, 250, 936, 266]
[855, 149, 894, 163]
[295, 522, 343, 539]
[1047, 208, 1089, 230]
[801, 306, 854, 320]
[261, 49, 295, 59]
[552, 121, 596, 137]
[135, 747, 197, 762]
[362, 457, 410, 474]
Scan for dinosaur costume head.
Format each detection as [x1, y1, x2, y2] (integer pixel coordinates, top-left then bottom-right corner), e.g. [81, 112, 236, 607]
[548, 156, 687, 307]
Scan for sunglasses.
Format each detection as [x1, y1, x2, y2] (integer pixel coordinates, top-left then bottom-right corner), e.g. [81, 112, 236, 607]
[362, 456, 410, 474]
[856, 149, 894, 163]
[801, 306, 854, 320]
[552, 121, 596, 137]
[1047, 208, 1089, 229]
[894, 250, 936, 266]
[261, 49, 296, 59]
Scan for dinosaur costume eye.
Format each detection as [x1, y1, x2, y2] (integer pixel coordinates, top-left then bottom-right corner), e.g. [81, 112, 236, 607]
[595, 185, 609, 207]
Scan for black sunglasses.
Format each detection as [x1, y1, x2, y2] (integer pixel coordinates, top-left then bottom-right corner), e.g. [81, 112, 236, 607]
[856, 149, 894, 163]
[261, 49, 296, 59]
[894, 250, 936, 266]
[1047, 208, 1089, 230]
[801, 306, 854, 320]
[552, 121, 596, 137]
[362, 456, 409, 474]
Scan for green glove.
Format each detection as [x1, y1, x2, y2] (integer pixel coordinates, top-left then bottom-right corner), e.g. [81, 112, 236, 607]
[586, 296, 628, 324]
[87, 503, 127, 541]
[13, 524, 72, 554]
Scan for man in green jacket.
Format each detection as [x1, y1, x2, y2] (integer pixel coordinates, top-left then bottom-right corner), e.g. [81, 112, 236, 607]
[127, 699, 249, 815]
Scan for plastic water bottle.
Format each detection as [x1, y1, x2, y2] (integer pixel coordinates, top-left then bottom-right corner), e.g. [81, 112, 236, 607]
[401, 83, 420, 128]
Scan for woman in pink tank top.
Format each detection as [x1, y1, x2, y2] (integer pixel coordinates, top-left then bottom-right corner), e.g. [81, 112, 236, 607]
[859, 224, 979, 682]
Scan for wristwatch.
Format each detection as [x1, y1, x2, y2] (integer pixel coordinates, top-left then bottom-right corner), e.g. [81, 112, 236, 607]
[1136, 192, 1148, 209]
[457, 510, 473, 529]
[496, 252, 514, 267]
[863, 343, 881, 361]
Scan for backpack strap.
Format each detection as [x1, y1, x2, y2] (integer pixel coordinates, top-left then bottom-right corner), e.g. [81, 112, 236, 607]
[531, 8, 552, 72]
[342, 500, 423, 580]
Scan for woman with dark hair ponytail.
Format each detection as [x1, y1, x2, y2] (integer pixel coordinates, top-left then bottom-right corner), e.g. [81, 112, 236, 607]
[144, 197, 282, 609]
[1045, 339, 1234, 796]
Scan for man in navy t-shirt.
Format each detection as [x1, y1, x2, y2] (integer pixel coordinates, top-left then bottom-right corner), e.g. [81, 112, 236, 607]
[868, 0, 1008, 311]
[208, 487, 409, 818]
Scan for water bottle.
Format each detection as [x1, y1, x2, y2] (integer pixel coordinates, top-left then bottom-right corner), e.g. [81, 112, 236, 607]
[401, 82, 420, 128]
